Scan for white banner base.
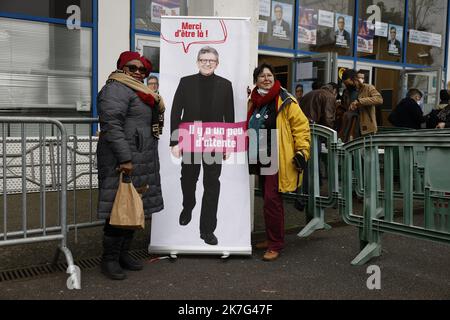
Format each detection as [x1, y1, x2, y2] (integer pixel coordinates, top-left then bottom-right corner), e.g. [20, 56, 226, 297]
[148, 245, 252, 257]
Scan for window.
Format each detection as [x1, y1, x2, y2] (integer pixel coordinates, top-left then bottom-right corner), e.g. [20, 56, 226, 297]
[135, 36, 160, 74]
[0, 18, 92, 116]
[258, 0, 295, 50]
[358, 0, 405, 63]
[407, 0, 448, 66]
[298, 0, 355, 56]
[0, 0, 92, 23]
[135, 0, 188, 32]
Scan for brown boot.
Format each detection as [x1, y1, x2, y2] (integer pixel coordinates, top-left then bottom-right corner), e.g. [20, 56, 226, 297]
[254, 240, 269, 250]
[263, 250, 280, 261]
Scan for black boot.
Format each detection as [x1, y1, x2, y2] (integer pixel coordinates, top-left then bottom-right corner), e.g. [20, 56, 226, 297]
[179, 209, 192, 226]
[119, 234, 143, 271]
[101, 235, 127, 280]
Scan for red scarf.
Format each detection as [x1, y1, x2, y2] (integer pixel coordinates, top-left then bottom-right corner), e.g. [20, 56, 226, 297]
[136, 91, 155, 108]
[247, 80, 281, 124]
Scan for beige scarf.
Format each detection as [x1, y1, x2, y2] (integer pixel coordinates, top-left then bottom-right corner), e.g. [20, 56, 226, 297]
[108, 71, 165, 112]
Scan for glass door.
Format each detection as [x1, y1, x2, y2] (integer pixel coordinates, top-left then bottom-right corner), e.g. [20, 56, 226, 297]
[295, 52, 337, 94]
[135, 35, 160, 78]
[400, 68, 442, 115]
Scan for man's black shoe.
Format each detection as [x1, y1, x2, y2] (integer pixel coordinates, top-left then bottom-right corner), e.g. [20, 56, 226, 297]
[179, 209, 192, 226]
[200, 233, 218, 245]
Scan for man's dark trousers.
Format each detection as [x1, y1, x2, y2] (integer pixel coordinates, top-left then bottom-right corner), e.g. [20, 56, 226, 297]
[181, 152, 222, 234]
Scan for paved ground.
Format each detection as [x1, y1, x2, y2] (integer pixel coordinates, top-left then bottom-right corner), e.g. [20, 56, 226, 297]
[1, 186, 449, 300]
[1, 222, 449, 300]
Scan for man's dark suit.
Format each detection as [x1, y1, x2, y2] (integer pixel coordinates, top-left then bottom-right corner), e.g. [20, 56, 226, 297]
[335, 29, 351, 47]
[387, 39, 401, 55]
[271, 19, 291, 39]
[170, 73, 234, 236]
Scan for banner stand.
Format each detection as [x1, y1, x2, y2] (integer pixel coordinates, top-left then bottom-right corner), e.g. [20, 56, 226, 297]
[149, 16, 253, 257]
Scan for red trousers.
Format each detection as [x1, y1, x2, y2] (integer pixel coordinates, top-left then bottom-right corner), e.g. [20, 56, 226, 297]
[263, 173, 284, 251]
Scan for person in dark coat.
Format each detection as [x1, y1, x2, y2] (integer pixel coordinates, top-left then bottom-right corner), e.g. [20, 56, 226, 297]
[299, 84, 336, 129]
[426, 89, 449, 128]
[436, 103, 450, 129]
[388, 88, 425, 129]
[170, 46, 234, 246]
[97, 51, 164, 280]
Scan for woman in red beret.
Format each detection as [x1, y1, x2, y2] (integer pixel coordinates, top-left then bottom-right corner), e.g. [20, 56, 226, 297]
[96, 51, 165, 280]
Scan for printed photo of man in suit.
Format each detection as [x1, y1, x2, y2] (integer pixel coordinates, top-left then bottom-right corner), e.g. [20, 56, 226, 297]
[335, 16, 351, 48]
[170, 46, 235, 246]
[387, 26, 401, 56]
[270, 3, 291, 40]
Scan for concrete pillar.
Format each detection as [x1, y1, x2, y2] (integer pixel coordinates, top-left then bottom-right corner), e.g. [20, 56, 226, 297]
[213, 0, 259, 75]
[187, 0, 214, 16]
[98, 0, 130, 89]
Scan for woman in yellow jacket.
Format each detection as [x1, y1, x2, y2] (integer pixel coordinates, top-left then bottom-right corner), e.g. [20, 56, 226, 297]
[247, 63, 311, 261]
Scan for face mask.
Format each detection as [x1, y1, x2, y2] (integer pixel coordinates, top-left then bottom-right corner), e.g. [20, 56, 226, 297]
[358, 78, 364, 84]
[417, 98, 424, 108]
[257, 88, 269, 96]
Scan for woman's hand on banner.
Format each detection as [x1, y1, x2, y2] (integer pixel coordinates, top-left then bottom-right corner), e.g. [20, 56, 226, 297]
[171, 145, 182, 158]
[223, 152, 231, 161]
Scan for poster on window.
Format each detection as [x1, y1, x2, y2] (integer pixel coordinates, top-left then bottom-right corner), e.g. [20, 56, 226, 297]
[409, 29, 442, 48]
[375, 21, 388, 37]
[318, 10, 334, 28]
[387, 24, 403, 56]
[357, 19, 375, 53]
[270, 1, 293, 40]
[150, 0, 180, 24]
[150, 17, 252, 256]
[258, 19, 268, 33]
[259, 0, 271, 17]
[334, 14, 352, 48]
[298, 7, 318, 45]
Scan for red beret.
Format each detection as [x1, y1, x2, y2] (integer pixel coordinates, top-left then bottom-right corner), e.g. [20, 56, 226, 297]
[116, 51, 141, 70]
[140, 56, 153, 78]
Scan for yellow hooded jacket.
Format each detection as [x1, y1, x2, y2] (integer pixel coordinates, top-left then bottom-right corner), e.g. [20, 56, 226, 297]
[248, 87, 311, 193]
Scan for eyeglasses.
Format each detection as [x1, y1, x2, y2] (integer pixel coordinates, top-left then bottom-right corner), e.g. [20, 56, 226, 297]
[258, 74, 274, 79]
[198, 59, 218, 65]
[124, 64, 148, 74]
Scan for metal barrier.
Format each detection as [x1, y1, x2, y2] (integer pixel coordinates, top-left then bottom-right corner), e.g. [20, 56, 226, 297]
[253, 124, 341, 237]
[2, 116, 449, 273]
[0, 118, 102, 242]
[340, 131, 450, 265]
[0, 116, 79, 288]
[297, 124, 341, 237]
[57, 118, 102, 241]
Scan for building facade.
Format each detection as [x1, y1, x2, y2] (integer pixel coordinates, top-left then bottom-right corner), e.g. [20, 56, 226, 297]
[1, 0, 449, 132]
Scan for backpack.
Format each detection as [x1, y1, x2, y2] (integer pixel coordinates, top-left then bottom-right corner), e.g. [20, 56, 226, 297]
[248, 105, 270, 163]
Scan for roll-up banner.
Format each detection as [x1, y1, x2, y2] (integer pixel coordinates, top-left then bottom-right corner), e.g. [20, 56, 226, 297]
[149, 16, 252, 256]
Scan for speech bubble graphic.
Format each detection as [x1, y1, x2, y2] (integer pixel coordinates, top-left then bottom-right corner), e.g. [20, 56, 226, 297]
[161, 19, 228, 53]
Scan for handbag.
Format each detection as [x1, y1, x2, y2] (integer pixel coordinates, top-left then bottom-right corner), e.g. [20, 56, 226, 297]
[110, 172, 145, 229]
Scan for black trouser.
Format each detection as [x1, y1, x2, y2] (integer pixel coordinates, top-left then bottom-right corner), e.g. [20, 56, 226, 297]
[103, 219, 135, 238]
[181, 152, 222, 234]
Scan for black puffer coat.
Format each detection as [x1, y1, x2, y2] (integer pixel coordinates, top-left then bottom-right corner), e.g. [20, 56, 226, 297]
[96, 80, 163, 219]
